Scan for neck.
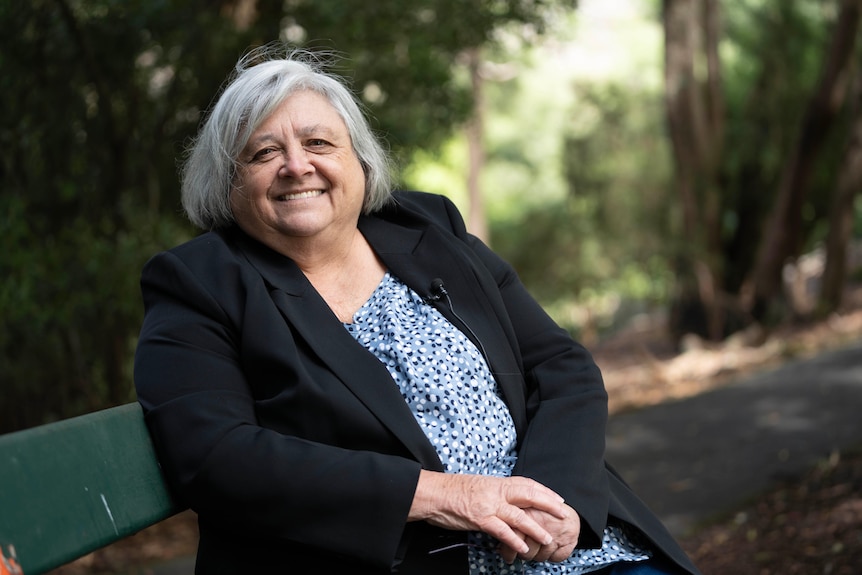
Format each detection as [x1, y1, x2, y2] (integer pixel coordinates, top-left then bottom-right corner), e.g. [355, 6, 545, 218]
[292, 229, 361, 280]
[256, 222, 358, 275]
[292, 229, 387, 323]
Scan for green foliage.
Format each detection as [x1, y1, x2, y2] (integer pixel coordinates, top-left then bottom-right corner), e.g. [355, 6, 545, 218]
[0, 0, 256, 431]
[718, 0, 846, 292]
[284, 0, 576, 160]
[420, 0, 859, 339]
[1, 194, 191, 431]
[490, 81, 673, 334]
[0, 0, 575, 430]
[4, 0, 854, 428]
[402, 15, 674, 335]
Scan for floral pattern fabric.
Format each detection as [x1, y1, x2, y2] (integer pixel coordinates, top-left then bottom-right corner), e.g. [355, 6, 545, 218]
[344, 273, 651, 574]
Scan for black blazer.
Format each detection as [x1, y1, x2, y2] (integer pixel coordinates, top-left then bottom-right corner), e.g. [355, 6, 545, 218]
[135, 191, 700, 575]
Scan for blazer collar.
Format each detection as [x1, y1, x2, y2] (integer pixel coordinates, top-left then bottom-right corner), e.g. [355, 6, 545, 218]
[223, 226, 444, 470]
[224, 226, 310, 296]
[224, 216, 526, 451]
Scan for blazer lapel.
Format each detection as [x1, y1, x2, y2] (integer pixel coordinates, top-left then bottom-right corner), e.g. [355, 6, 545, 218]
[226, 228, 445, 470]
[224, 206, 529, 457]
[359, 217, 528, 436]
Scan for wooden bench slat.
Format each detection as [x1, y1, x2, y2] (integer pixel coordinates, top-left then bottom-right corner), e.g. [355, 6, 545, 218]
[0, 403, 181, 574]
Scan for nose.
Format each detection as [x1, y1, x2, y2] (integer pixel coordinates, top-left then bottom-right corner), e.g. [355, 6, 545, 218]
[278, 145, 314, 178]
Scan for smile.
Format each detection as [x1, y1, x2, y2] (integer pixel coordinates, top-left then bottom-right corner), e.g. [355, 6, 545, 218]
[275, 190, 324, 201]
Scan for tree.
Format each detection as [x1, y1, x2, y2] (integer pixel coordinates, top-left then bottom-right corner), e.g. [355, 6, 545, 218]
[283, 0, 575, 159]
[747, 0, 862, 321]
[0, 0, 266, 432]
[657, 0, 862, 340]
[465, 47, 490, 243]
[662, 0, 726, 340]
[820, 67, 862, 313]
[0, 0, 576, 431]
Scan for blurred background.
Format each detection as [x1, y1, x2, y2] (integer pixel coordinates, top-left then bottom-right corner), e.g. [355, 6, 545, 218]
[1, 0, 861, 434]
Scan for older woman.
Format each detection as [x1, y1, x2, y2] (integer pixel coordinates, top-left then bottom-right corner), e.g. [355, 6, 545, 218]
[134, 46, 700, 575]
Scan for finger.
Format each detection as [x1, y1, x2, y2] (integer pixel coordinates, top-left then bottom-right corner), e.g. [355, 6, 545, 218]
[528, 541, 562, 563]
[549, 543, 577, 563]
[505, 478, 567, 519]
[500, 505, 554, 548]
[479, 505, 555, 555]
[516, 536, 544, 562]
[499, 544, 519, 565]
[480, 516, 532, 555]
[500, 529, 525, 564]
[517, 506, 580, 563]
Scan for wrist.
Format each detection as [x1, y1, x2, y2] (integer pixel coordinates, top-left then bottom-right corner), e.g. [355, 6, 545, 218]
[408, 469, 441, 522]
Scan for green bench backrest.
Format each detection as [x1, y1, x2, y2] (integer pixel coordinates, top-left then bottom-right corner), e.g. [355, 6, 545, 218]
[0, 403, 182, 575]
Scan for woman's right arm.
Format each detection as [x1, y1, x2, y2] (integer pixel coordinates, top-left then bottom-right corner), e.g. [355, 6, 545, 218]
[134, 249, 422, 567]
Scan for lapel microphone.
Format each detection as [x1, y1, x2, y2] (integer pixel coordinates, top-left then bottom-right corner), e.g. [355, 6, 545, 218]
[427, 278, 448, 302]
[426, 278, 488, 361]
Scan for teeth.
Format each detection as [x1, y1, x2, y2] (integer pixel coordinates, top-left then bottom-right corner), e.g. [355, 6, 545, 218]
[277, 190, 323, 201]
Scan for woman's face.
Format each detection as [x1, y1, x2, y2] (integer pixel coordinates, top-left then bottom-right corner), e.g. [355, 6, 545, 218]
[230, 90, 367, 251]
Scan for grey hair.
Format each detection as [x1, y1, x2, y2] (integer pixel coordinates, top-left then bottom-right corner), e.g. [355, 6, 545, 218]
[181, 45, 394, 230]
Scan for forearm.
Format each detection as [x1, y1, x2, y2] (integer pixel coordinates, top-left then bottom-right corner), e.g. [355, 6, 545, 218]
[141, 386, 422, 564]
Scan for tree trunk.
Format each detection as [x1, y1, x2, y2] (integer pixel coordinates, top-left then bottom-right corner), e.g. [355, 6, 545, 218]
[747, 0, 862, 320]
[663, 0, 725, 341]
[820, 69, 862, 313]
[465, 47, 489, 243]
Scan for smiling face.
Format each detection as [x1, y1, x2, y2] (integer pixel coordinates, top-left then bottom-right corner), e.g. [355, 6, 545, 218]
[229, 90, 367, 254]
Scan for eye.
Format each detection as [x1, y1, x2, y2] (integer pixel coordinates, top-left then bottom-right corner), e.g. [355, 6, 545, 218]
[306, 138, 331, 149]
[251, 147, 278, 162]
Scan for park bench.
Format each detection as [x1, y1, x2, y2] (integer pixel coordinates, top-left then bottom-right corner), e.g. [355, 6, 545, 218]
[0, 403, 183, 575]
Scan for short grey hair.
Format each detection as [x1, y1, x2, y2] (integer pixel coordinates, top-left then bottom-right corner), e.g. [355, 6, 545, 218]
[181, 45, 394, 230]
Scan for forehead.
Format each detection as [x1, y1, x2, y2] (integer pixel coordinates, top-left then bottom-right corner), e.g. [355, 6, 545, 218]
[256, 90, 348, 135]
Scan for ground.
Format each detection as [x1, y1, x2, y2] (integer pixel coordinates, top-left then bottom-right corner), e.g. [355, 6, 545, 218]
[50, 296, 862, 575]
[681, 448, 862, 574]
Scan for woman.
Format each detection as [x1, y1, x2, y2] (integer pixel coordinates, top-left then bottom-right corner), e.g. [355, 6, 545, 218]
[134, 46, 701, 575]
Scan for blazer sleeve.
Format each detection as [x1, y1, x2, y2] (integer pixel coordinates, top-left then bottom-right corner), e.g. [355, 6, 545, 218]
[498, 256, 609, 549]
[429, 194, 610, 548]
[134, 247, 422, 568]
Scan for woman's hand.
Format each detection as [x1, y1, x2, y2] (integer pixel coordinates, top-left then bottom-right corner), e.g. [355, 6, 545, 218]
[498, 506, 581, 564]
[408, 470, 569, 555]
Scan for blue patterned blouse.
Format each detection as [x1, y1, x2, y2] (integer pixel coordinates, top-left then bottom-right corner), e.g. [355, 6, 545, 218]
[344, 273, 651, 574]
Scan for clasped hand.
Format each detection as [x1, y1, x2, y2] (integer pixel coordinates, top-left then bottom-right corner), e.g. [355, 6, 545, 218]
[409, 470, 580, 564]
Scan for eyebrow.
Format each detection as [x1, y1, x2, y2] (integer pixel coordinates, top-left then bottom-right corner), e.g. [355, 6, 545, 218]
[245, 133, 276, 149]
[296, 124, 338, 139]
[245, 124, 340, 150]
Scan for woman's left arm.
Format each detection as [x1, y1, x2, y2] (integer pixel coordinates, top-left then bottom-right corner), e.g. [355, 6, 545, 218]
[478, 236, 609, 546]
[433, 194, 610, 547]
